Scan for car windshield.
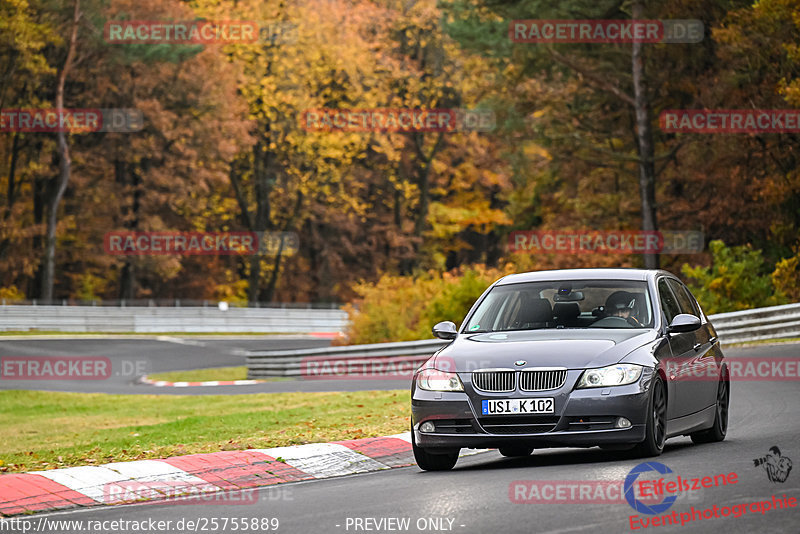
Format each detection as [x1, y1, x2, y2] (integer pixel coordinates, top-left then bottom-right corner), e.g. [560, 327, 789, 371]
[464, 280, 654, 332]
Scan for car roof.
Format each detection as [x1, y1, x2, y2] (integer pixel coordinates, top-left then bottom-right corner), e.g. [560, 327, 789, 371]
[495, 268, 676, 285]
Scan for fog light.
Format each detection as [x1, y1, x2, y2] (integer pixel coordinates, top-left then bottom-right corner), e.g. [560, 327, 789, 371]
[615, 417, 632, 429]
[420, 421, 436, 433]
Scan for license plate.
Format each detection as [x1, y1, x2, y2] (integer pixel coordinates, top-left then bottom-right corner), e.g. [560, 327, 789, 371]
[481, 398, 554, 415]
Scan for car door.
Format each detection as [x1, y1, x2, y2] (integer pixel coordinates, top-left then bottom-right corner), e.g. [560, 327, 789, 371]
[667, 278, 719, 410]
[656, 277, 697, 419]
[656, 277, 680, 420]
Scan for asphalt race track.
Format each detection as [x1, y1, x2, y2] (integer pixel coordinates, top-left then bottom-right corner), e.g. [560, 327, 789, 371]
[0, 337, 412, 394]
[4, 342, 800, 533]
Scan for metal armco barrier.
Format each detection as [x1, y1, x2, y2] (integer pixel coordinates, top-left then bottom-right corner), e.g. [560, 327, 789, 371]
[246, 303, 800, 378]
[247, 339, 449, 378]
[0, 305, 347, 333]
[708, 302, 800, 345]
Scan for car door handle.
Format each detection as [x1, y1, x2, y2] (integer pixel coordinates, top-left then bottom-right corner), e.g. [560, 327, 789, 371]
[693, 343, 701, 351]
[709, 336, 718, 345]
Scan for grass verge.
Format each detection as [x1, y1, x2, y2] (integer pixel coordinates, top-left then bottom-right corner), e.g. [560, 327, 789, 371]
[0, 389, 409, 473]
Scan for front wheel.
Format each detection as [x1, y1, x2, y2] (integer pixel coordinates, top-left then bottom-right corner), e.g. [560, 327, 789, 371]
[412, 428, 459, 471]
[632, 375, 667, 457]
[691, 373, 729, 444]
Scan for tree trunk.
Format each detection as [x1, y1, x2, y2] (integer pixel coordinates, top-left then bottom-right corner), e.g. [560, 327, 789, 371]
[263, 191, 302, 302]
[0, 132, 22, 259]
[247, 136, 273, 303]
[412, 132, 444, 238]
[413, 163, 431, 237]
[41, 0, 80, 301]
[116, 160, 141, 300]
[5, 131, 20, 212]
[631, 0, 659, 269]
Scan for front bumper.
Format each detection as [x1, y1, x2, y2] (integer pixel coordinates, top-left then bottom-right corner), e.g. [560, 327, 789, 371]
[412, 374, 651, 450]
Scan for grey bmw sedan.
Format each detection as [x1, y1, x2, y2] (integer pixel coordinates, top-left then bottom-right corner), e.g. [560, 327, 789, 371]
[411, 268, 730, 471]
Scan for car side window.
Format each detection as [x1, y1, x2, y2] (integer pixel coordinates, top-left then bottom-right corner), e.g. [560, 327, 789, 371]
[667, 278, 700, 317]
[657, 278, 681, 325]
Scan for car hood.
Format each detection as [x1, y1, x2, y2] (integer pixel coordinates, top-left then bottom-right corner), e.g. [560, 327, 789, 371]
[431, 329, 658, 372]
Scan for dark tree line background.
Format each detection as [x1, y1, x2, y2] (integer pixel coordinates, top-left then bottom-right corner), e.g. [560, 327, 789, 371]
[1, 0, 798, 304]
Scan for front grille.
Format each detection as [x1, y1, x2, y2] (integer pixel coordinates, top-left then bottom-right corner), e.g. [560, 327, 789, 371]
[472, 370, 515, 392]
[519, 369, 567, 391]
[478, 416, 560, 434]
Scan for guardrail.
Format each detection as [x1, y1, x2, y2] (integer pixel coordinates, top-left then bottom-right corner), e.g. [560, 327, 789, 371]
[246, 303, 800, 378]
[0, 305, 348, 334]
[247, 339, 449, 378]
[707, 302, 800, 345]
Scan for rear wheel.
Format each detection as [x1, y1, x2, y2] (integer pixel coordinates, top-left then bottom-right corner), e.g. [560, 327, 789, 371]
[412, 428, 459, 471]
[691, 373, 729, 444]
[632, 375, 667, 457]
[498, 446, 534, 457]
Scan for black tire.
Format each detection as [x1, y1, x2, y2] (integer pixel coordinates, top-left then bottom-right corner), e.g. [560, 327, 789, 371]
[632, 374, 667, 457]
[412, 429, 459, 471]
[690, 372, 729, 444]
[498, 446, 534, 457]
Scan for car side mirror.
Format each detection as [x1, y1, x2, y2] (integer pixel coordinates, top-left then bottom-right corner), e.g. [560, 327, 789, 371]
[432, 321, 458, 340]
[667, 313, 701, 334]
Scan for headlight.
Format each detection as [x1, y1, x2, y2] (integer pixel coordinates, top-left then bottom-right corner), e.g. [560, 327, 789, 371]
[417, 368, 464, 392]
[577, 364, 643, 388]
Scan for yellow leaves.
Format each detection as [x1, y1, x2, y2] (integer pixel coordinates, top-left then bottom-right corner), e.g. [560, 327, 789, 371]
[771, 251, 800, 300]
[523, 142, 552, 161]
[426, 198, 511, 240]
[0, 285, 25, 300]
[1, 0, 60, 76]
[778, 76, 800, 107]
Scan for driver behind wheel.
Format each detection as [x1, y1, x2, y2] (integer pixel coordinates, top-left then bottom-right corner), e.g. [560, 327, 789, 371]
[606, 292, 642, 326]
